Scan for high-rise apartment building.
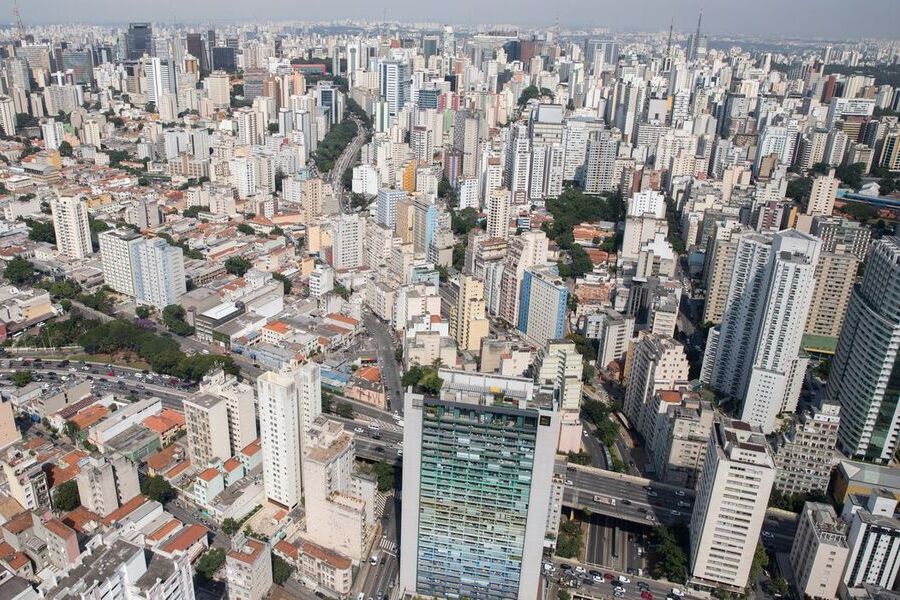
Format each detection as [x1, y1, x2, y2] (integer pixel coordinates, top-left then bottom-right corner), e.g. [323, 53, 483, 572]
[197, 369, 258, 456]
[0, 96, 16, 136]
[828, 236, 900, 463]
[98, 229, 143, 297]
[183, 394, 232, 468]
[582, 132, 618, 194]
[378, 59, 411, 117]
[133, 238, 186, 309]
[400, 388, 559, 600]
[804, 245, 860, 339]
[497, 230, 548, 327]
[486, 187, 511, 240]
[702, 221, 753, 325]
[842, 491, 900, 591]
[51, 195, 93, 259]
[331, 212, 365, 270]
[702, 230, 821, 433]
[689, 419, 775, 591]
[789, 502, 849, 600]
[806, 170, 839, 216]
[773, 400, 840, 495]
[449, 275, 490, 353]
[302, 418, 374, 564]
[258, 362, 321, 510]
[517, 266, 568, 346]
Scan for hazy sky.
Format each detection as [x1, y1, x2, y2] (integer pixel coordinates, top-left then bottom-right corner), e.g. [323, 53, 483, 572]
[5, 0, 899, 38]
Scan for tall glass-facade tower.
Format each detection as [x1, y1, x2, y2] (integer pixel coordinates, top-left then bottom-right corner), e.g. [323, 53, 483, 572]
[400, 376, 559, 600]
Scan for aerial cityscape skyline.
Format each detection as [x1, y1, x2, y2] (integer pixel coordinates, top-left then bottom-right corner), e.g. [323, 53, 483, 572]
[0, 7, 895, 600]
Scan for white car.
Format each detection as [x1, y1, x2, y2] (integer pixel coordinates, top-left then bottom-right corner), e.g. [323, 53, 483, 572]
[574, 566, 586, 575]
[618, 575, 631, 583]
[565, 480, 574, 486]
[762, 531, 774, 539]
[671, 588, 685, 597]
[354, 427, 364, 433]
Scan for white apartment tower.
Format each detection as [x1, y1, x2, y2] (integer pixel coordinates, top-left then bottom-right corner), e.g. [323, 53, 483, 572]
[689, 419, 775, 591]
[702, 230, 821, 433]
[51, 195, 92, 259]
[257, 362, 322, 510]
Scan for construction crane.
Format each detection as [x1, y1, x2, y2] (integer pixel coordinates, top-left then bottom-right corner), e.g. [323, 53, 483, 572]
[12, 0, 25, 41]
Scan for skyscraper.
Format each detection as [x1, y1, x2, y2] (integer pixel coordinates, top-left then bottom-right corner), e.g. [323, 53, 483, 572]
[378, 59, 411, 117]
[828, 236, 900, 463]
[0, 96, 15, 136]
[257, 362, 322, 510]
[486, 187, 511, 240]
[689, 419, 775, 591]
[133, 238, 186, 309]
[702, 230, 821, 433]
[124, 23, 152, 61]
[400, 386, 559, 600]
[50, 195, 92, 259]
[449, 275, 490, 353]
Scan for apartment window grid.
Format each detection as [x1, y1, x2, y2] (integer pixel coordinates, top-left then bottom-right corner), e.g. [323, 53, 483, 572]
[415, 401, 538, 599]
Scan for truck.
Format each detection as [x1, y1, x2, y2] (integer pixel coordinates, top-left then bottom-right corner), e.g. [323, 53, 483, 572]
[593, 494, 617, 506]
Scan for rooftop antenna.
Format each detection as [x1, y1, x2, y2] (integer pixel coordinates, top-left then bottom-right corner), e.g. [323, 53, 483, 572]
[666, 18, 673, 57]
[12, 0, 25, 41]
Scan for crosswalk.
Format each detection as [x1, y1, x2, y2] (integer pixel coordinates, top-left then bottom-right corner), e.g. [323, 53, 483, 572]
[379, 536, 397, 554]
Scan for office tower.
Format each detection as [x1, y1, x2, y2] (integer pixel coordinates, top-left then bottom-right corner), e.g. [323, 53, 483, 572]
[198, 369, 258, 456]
[99, 229, 142, 296]
[486, 187, 511, 240]
[623, 333, 690, 448]
[41, 118, 64, 150]
[378, 59, 411, 116]
[400, 388, 560, 600]
[144, 57, 177, 105]
[880, 127, 900, 172]
[75, 456, 119, 517]
[315, 80, 341, 124]
[517, 266, 568, 346]
[773, 401, 840, 496]
[828, 236, 900, 463]
[206, 71, 231, 107]
[581, 132, 617, 194]
[186, 32, 209, 74]
[789, 502, 849, 600]
[843, 491, 900, 591]
[226, 538, 273, 600]
[258, 362, 322, 510]
[806, 169, 839, 216]
[422, 35, 439, 60]
[212, 47, 237, 72]
[702, 231, 821, 433]
[302, 419, 374, 564]
[183, 394, 232, 467]
[0, 96, 15, 136]
[586, 39, 619, 73]
[450, 275, 490, 353]
[498, 230, 549, 327]
[826, 97, 875, 129]
[804, 245, 860, 339]
[622, 190, 668, 260]
[133, 238, 186, 309]
[331, 212, 365, 270]
[376, 188, 406, 228]
[689, 419, 775, 591]
[412, 195, 438, 255]
[50, 195, 92, 259]
[125, 23, 152, 60]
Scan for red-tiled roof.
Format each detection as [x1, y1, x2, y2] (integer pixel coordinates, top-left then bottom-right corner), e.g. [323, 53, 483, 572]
[102, 495, 149, 526]
[160, 524, 208, 553]
[197, 468, 219, 482]
[241, 440, 261, 457]
[147, 518, 183, 542]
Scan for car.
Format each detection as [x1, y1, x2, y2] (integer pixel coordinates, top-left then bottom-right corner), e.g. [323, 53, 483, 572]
[638, 582, 650, 591]
[397, 449, 403, 456]
[573, 566, 586, 575]
[592, 574, 604, 583]
[762, 531, 774, 539]
[354, 427, 364, 433]
[677, 500, 691, 508]
[375, 447, 384, 453]
[641, 592, 654, 600]
[647, 489, 658, 497]
[622, 499, 632, 505]
[107, 370, 115, 376]
[614, 590, 625, 597]
[357, 594, 365, 600]
[589, 570, 603, 578]
[627, 568, 636, 576]
[638, 507, 648, 513]
[369, 555, 378, 565]
[565, 480, 574, 486]
[604, 573, 615, 582]
[671, 509, 681, 516]
[68, 367, 76, 372]
[611, 581, 623, 589]
[619, 575, 631, 583]
[671, 588, 685, 597]
[560, 564, 573, 572]
[674, 490, 685, 497]
[645, 514, 655, 521]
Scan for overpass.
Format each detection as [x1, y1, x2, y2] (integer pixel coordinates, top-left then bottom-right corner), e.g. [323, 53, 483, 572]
[563, 465, 797, 553]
